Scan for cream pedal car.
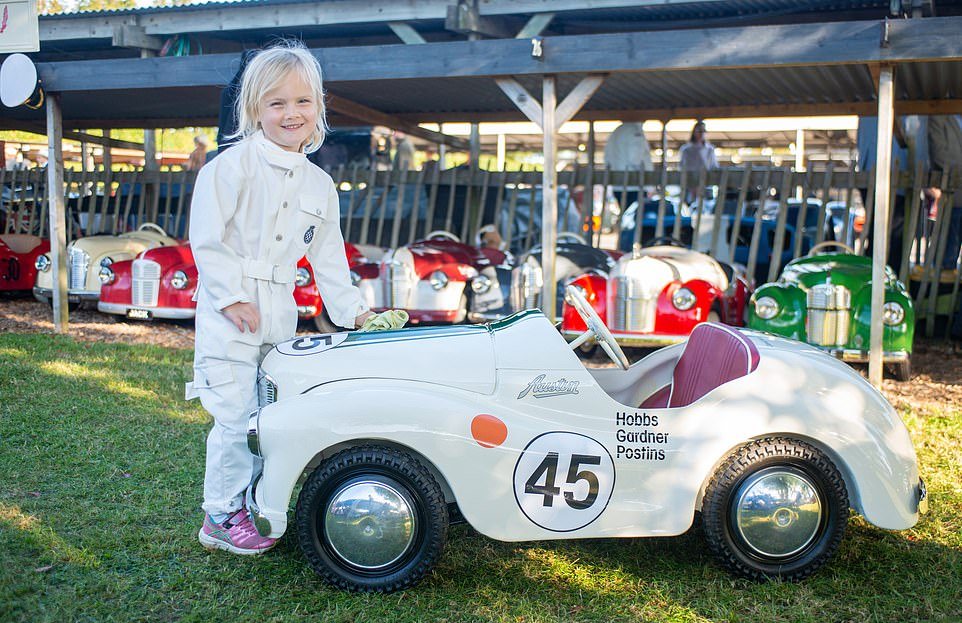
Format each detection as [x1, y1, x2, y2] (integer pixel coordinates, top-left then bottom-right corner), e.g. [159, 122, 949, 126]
[246, 286, 926, 592]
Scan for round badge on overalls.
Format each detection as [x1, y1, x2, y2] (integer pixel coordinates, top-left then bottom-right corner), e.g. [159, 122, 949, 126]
[304, 225, 316, 244]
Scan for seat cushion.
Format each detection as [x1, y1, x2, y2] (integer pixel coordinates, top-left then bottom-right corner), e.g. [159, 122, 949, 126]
[667, 322, 760, 408]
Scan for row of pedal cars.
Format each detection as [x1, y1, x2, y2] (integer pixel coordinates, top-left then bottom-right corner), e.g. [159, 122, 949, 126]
[0, 215, 914, 380]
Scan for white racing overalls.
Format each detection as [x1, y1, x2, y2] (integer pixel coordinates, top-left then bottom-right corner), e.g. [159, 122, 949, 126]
[185, 131, 367, 516]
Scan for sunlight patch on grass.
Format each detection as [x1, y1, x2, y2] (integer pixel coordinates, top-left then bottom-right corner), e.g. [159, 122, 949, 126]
[39, 360, 157, 402]
[521, 546, 637, 593]
[0, 346, 27, 360]
[0, 504, 100, 568]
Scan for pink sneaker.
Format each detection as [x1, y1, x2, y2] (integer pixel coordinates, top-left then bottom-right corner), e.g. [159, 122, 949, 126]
[198, 509, 278, 555]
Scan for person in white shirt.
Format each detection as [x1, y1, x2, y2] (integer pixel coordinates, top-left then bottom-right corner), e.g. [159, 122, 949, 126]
[679, 120, 718, 173]
[187, 42, 373, 555]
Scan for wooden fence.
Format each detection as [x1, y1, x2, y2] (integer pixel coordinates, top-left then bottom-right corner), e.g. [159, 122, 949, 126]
[2, 163, 959, 335]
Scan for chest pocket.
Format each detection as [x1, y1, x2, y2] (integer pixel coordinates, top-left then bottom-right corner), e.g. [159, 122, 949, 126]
[297, 194, 327, 247]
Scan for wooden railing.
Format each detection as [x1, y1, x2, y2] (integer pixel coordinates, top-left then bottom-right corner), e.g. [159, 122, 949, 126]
[2, 163, 960, 335]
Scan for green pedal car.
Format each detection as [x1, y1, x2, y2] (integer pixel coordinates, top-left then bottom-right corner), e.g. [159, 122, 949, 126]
[748, 242, 914, 381]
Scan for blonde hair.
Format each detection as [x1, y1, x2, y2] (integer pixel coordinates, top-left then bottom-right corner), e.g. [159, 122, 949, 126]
[229, 41, 329, 153]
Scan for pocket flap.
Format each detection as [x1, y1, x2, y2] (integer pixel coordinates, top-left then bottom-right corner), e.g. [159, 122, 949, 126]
[298, 194, 327, 220]
[193, 362, 234, 390]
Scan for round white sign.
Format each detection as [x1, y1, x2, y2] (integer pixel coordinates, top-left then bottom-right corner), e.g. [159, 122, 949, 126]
[513, 431, 615, 532]
[274, 332, 348, 357]
[1, 54, 39, 108]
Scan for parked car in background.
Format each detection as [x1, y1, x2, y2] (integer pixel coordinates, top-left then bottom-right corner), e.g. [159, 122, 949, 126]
[33, 223, 178, 305]
[562, 240, 752, 347]
[357, 231, 512, 324]
[0, 234, 50, 293]
[244, 296, 926, 592]
[747, 241, 914, 381]
[510, 233, 621, 317]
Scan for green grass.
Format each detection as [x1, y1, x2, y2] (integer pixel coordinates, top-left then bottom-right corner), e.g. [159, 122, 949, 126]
[1, 333, 960, 622]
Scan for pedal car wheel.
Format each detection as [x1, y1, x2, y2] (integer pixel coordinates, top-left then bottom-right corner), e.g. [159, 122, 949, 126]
[296, 445, 449, 593]
[890, 357, 911, 382]
[701, 437, 848, 582]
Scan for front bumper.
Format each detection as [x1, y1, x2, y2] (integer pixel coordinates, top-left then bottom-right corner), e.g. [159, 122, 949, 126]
[97, 301, 196, 320]
[822, 348, 910, 364]
[33, 286, 99, 304]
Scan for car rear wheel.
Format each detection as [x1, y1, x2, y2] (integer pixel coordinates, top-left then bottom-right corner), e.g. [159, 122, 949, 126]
[296, 445, 449, 593]
[701, 437, 848, 582]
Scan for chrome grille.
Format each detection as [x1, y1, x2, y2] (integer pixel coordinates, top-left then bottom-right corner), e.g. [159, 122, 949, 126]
[806, 283, 851, 347]
[511, 261, 543, 311]
[132, 259, 161, 307]
[384, 260, 413, 308]
[68, 247, 89, 290]
[609, 275, 657, 332]
[257, 373, 277, 407]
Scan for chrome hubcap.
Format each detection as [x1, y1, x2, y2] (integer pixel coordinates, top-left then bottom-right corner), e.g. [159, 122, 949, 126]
[734, 468, 822, 559]
[324, 479, 416, 570]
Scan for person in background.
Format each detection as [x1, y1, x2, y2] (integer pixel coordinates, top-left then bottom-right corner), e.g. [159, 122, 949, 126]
[188, 134, 210, 171]
[393, 131, 415, 170]
[927, 114, 962, 343]
[679, 120, 718, 173]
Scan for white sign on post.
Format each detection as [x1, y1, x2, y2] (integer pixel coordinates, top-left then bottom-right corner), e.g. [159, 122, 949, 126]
[0, 0, 40, 54]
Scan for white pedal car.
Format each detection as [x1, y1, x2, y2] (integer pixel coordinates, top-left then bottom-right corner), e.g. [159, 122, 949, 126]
[247, 287, 926, 592]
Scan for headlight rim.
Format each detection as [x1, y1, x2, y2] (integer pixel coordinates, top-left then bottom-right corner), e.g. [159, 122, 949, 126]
[98, 266, 115, 285]
[429, 270, 449, 291]
[294, 266, 313, 288]
[171, 270, 189, 290]
[471, 274, 492, 294]
[35, 254, 51, 272]
[882, 301, 906, 326]
[754, 295, 780, 320]
[672, 286, 697, 311]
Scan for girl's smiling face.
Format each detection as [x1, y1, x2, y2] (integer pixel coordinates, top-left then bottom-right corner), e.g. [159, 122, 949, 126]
[258, 71, 318, 152]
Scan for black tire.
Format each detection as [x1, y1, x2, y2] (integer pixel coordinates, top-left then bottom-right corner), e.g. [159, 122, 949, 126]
[701, 437, 848, 582]
[312, 308, 340, 333]
[295, 445, 449, 593]
[890, 357, 911, 382]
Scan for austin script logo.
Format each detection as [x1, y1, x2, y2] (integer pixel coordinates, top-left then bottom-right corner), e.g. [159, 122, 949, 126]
[517, 374, 580, 399]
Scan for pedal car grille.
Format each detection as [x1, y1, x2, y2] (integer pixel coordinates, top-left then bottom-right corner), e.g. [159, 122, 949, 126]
[384, 260, 414, 308]
[132, 259, 161, 307]
[257, 373, 277, 407]
[511, 262, 542, 310]
[68, 247, 89, 289]
[806, 283, 851, 346]
[610, 275, 657, 332]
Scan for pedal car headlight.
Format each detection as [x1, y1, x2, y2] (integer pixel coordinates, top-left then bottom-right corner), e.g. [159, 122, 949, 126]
[295, 266, 312, 287]
[35, 254, 50, 272]
[429, 270, 448, 290]
[672, 287, 697, 311]
[171, 270, 189, 290]
[98, 266, 115, 284]
[350, 270, 361, 286]
[883, 301, 905, 326]
[471, 274, 492, 294]
[754, 296, 779, 320]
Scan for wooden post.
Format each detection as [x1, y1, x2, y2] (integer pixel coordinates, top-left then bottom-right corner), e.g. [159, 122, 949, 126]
[869, 65, 895, 387]
[46, 93, 69, 333]
[542, 75, 558, 323]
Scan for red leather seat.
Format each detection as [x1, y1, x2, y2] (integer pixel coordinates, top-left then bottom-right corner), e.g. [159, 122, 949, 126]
[640, 323, 760, 409]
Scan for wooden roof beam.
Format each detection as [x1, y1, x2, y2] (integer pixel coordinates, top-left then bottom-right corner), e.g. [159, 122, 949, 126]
[325, 93, 470, 150]
[2, 119, 146, 150]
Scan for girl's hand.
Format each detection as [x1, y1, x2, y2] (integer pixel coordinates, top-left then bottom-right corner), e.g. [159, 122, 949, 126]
[354, 310, 375, 329]
[222, 302, 260, 333]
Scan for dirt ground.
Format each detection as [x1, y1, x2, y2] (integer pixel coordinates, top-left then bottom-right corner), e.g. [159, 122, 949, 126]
[1, 295, 960, 411]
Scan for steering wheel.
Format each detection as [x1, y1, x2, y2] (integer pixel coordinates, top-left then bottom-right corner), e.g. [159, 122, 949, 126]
[558, 231, 587, 245]
[137, 222, 168, 236]
[565, 285, 630, 370]
[808, 240, 855, 256]
[426, 230, 460, 243]
[643, 235, 687, 248]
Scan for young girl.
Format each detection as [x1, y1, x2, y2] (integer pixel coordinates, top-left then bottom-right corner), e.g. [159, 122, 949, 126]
[186, 42, 372, 555]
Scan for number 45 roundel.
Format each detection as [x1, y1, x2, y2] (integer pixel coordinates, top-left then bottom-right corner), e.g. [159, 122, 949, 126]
[512, 432, 615, 532]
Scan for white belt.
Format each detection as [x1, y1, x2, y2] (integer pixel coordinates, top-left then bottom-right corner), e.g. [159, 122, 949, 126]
[242, 258, 296, 284]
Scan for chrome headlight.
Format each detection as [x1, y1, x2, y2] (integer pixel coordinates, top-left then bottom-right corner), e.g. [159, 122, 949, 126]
[564, 284, 587, 305]
[349, 270, 361, 286]
[471, 274, 492, 294]
[98, 266, 115, 284]
[672, 287, 696, 311]
[35, 254, 50, 272]
[754, 296, 779, 320]
[100, 256, 113, 268]
[295, 266, 312, 287]
[171, 270, 189, 290]
[883, 301, 905, 326]
[429, 270, 448, 290]
[247, 409, 262, 457]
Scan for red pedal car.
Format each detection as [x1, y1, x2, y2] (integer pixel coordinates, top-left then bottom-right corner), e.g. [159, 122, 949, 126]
[0, 234, 50, 293]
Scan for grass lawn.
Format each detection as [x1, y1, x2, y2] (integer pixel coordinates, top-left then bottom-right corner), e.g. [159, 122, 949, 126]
[1, 332, 960, 622]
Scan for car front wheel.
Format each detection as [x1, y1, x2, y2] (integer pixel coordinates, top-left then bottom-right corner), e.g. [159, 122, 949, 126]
[296, 445, 449, 592]
[701, 437, 848, 582]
